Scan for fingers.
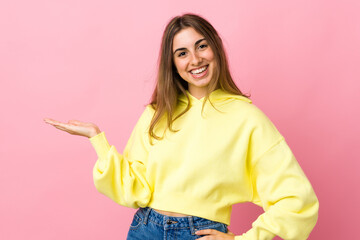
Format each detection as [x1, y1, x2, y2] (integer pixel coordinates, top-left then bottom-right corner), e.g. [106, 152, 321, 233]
[43, 118, 53, 124]
[44, 118, 63, 126]
[68, 120, 82, 125]
[44, 118, 77, 133]
[195, 229, 218, 237]
[195, 228, 235, 239]
[44, 118, 73, 127]
[53, 122, 76, 132]
[196, 228, 215, 234]
[44, 118, 95, 138]
[53, 124, 74, 134]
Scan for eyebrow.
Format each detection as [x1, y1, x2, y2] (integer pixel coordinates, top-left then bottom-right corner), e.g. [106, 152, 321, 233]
[173, 38, 206, 55]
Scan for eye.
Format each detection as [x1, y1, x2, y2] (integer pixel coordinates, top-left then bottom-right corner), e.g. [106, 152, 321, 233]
[178, 52, 186, 57]
[199, 44, 208, 49]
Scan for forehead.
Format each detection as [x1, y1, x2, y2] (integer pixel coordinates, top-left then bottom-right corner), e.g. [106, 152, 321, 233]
[172, 27, 205, 50]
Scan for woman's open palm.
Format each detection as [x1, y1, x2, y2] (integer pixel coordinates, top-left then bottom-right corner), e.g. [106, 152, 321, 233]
[44, 118, 101, 138]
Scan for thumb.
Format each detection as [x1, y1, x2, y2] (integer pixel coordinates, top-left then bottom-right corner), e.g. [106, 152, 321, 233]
[228, 231, 235, 236]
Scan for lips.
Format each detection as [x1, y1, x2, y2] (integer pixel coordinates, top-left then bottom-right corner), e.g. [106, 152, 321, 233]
[189, 65, 209, 79]
[189, 65, 209, 73]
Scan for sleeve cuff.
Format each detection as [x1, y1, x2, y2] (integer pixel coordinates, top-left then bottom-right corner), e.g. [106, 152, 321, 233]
[89, 131, 111, 159]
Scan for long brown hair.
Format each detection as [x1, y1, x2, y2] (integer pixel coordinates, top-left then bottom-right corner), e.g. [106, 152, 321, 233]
[147, 13, 250, 145]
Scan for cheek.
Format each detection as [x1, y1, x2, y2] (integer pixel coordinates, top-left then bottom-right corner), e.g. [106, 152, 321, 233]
[205, 48, 215, 61]
[209, 53, 216, 68]
[208, 52, 215, 61]
[175, 61, 187, 72]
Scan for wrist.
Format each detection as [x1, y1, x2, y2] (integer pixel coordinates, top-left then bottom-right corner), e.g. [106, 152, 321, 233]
[88, 128, 101, 138]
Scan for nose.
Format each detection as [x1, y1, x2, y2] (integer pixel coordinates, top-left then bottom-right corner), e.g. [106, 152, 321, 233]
[190, 52, 202, 66]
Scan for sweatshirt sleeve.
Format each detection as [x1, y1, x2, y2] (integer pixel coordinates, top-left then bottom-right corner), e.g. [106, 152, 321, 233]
[235, 107, 319, 240]
[89, 105, 153, 209]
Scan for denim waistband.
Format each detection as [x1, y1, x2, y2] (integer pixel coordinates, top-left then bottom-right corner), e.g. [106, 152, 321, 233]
[137, 207, 227, 235]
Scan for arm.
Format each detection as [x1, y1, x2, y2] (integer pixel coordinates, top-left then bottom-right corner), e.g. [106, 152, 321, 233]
[234, 105, 319, 240]
[235, 137, 319, 240]
[89, 105, 153, 208]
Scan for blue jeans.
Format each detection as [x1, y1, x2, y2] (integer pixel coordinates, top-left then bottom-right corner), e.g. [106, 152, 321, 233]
[126, 207, 229, 240]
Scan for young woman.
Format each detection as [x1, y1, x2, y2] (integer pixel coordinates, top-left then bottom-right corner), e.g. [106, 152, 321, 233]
[44, 13, 319, 240]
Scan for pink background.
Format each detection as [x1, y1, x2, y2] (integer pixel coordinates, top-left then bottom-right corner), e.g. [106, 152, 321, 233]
[1, 0, 359, 239]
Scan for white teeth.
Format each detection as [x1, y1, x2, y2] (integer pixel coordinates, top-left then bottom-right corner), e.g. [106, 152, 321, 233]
[191, 65, 207, 74]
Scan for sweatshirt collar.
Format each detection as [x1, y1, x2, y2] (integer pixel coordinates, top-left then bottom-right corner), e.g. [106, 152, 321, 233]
[178, 88, 252, 106]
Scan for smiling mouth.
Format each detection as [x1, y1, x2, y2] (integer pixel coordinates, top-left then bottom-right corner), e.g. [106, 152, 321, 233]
[189, 65, 208, 74]
[189, 65, 209, 79]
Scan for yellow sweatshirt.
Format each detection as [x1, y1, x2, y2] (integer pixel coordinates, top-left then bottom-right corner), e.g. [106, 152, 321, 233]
[89, 88, 319, 240]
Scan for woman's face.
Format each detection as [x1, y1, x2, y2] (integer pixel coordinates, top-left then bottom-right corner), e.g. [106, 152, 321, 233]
[172, 27, 216, 99]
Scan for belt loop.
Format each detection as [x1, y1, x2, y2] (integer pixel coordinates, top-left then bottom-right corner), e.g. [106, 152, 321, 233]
[143, 207, 152, 225]
[187, 216, 197, 235]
